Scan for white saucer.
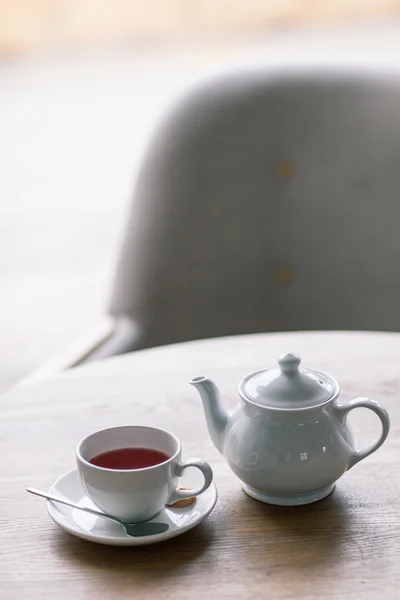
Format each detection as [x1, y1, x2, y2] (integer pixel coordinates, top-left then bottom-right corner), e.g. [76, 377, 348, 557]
[46, 468, 218, 546]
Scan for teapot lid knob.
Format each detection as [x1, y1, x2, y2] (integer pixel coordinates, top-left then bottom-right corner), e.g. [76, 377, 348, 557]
[241, 351, 334, 409]
[278, 352, 301, 374]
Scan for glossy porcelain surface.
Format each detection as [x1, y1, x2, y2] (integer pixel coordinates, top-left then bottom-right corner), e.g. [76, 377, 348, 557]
[76, 425, 213, 522]
[191, 353, 390, 505]
[47, 468, 217, 546]
[241, 352, 334, 409]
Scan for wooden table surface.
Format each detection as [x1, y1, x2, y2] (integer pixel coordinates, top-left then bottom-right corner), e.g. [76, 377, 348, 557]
[1, 331, 400, 599]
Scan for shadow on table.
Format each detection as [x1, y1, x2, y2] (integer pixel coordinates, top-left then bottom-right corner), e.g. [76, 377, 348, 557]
[54, 519, 215, 580]
[237, 484, 382, 568]
[53, 482, 388, 582]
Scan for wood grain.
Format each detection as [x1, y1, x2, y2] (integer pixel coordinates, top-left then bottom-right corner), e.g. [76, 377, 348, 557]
[1, 331, 400, 599]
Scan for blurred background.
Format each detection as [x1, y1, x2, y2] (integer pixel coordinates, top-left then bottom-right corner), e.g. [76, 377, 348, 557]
[1, 1, 400, 392]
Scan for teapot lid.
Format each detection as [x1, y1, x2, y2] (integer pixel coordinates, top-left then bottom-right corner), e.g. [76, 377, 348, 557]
[240, 352, 334, 409]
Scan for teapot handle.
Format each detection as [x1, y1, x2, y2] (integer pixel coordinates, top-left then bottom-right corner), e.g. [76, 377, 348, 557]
[333, 397, 390, 470]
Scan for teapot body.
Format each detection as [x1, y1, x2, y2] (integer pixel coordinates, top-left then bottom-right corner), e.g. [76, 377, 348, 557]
[191, 353, 390, 506]
[223, 400, 355, 505]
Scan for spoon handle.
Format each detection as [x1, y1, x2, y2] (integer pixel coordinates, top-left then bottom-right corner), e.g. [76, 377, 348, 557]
[26, 487, 123, 526]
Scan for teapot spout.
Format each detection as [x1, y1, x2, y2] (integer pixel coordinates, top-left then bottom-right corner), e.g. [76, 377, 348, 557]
[190, 376, 229, 454]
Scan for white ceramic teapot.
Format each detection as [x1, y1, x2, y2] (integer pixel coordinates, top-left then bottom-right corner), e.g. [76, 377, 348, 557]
[190, 352, 390, 506]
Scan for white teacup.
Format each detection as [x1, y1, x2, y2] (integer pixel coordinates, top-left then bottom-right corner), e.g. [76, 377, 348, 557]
[76, 425, 213, 522]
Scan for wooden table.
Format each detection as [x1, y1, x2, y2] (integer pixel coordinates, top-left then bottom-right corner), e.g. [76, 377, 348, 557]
[1, 331, 400, 599]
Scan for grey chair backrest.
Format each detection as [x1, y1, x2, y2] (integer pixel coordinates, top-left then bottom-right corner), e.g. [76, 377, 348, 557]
[109, 68, 400, 351]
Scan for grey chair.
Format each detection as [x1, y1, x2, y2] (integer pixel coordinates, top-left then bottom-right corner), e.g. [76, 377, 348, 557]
[21, 65, 400, 382]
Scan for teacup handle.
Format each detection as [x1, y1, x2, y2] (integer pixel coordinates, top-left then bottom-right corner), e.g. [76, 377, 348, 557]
[333, 397, 390, 469]
[168, 459, 213, 504]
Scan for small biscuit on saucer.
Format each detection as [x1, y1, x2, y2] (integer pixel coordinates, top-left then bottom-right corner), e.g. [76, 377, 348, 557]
[168, 487, 196, 508]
